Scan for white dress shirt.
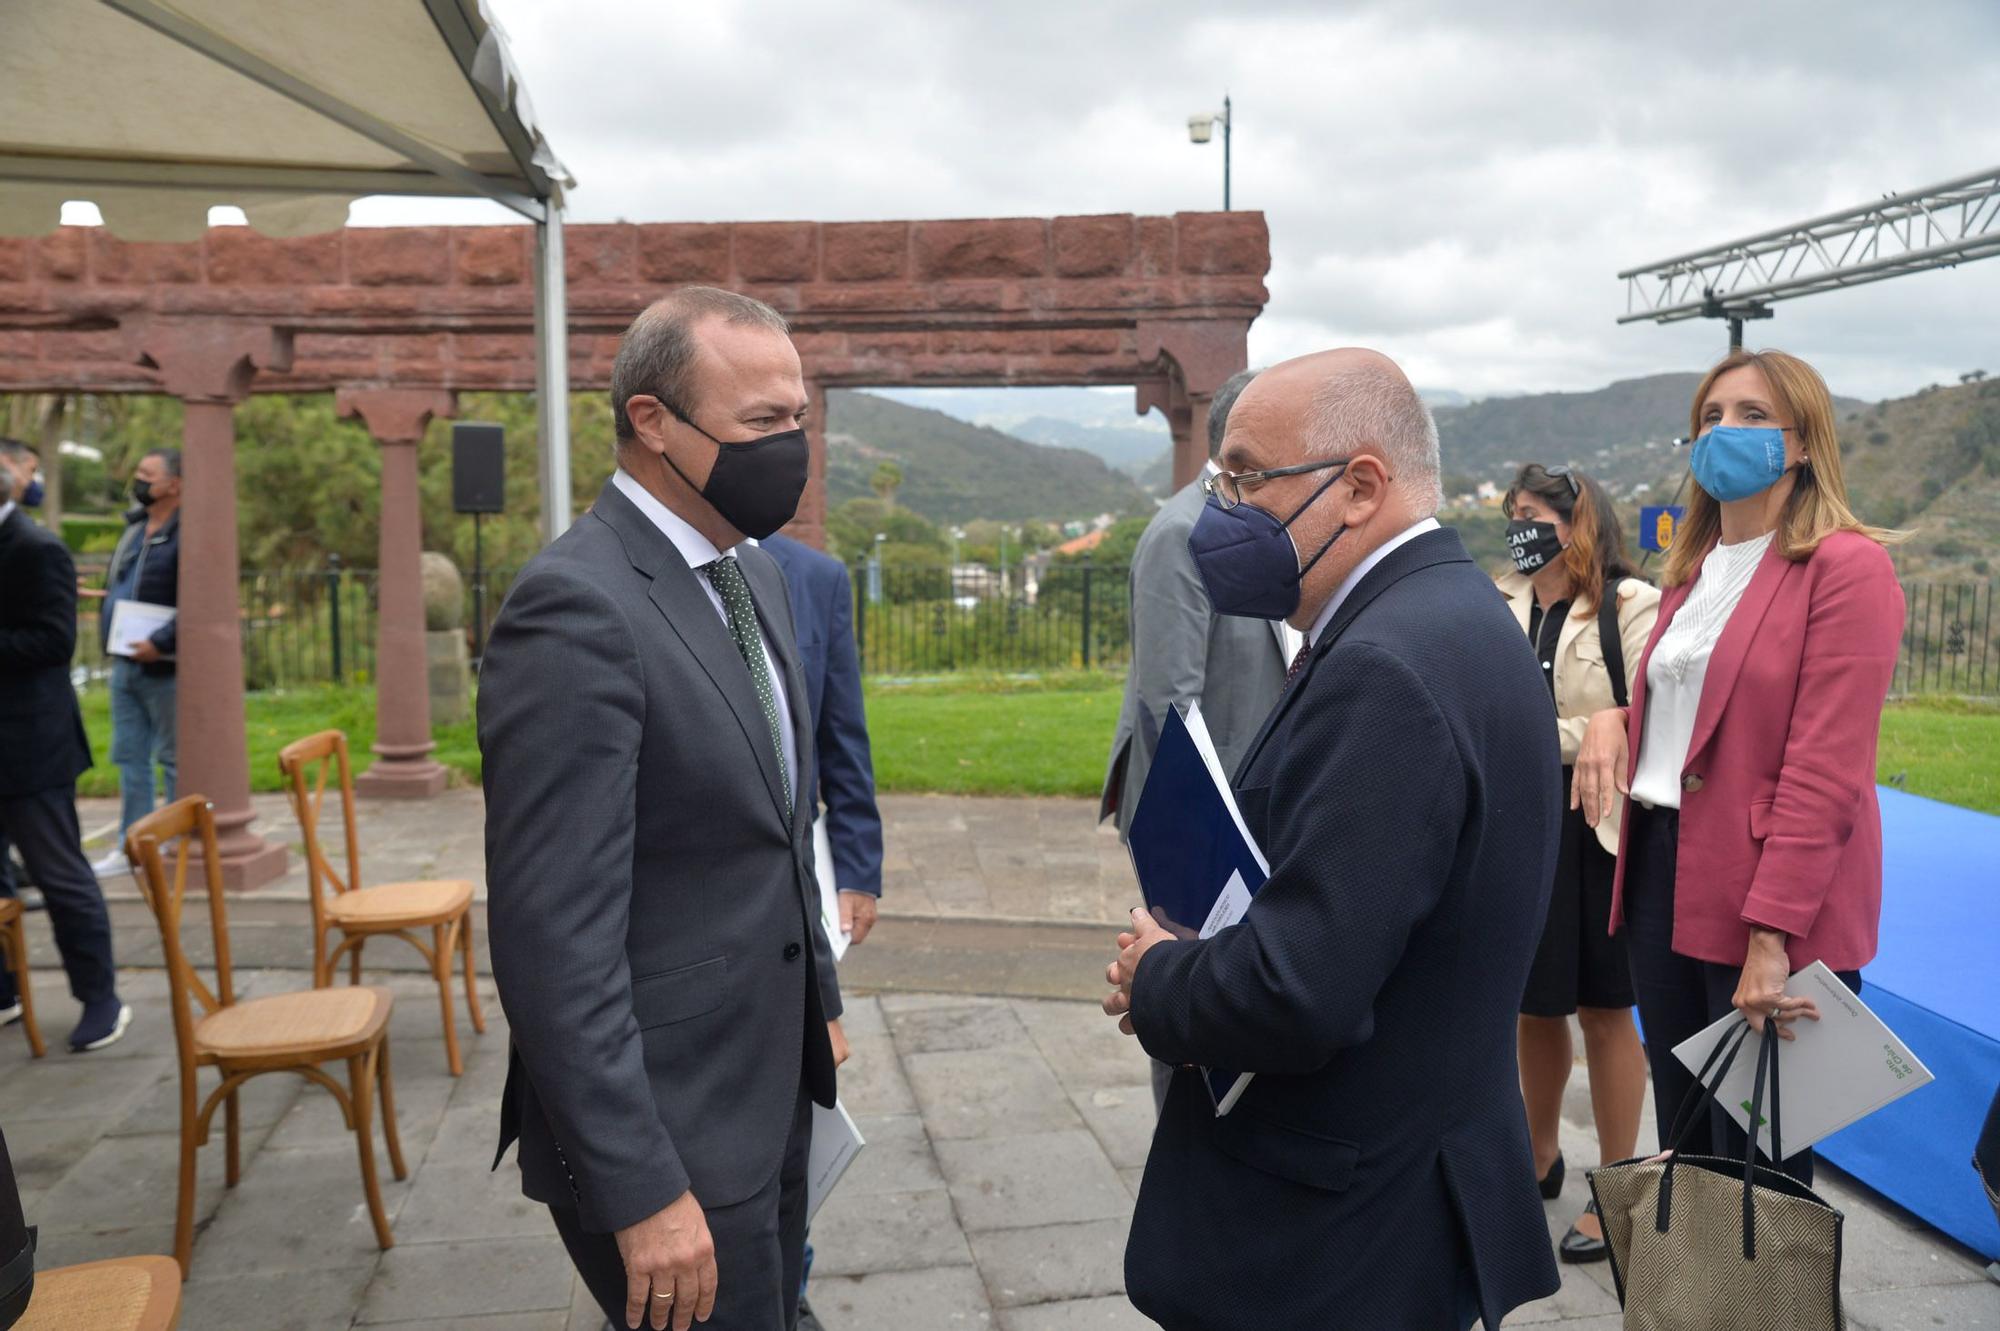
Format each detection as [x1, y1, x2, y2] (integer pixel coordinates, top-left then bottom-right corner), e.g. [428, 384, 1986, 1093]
[1629, 531, 1774, 810]
[1305, 517, 1442, 649]
[612, 468, 798, 808]
[0, 501, 15, 529]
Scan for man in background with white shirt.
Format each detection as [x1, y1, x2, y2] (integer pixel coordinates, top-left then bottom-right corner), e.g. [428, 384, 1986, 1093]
[1101, 367, 1296, 1112]
[480, 288, 847, 1331]
[1103, 350, 1563, 1330]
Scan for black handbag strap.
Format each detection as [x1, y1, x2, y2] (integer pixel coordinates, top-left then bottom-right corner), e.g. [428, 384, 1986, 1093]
[1656, 1020, 1752, 1235]
[1738, 1024, 1787, 1261]
[1598, 576, 1629, 710]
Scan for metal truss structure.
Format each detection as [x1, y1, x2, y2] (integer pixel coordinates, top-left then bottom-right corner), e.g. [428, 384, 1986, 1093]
[1618, 165, 2000, 334]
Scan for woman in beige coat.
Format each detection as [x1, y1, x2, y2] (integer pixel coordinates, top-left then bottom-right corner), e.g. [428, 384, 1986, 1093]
[1496, 464, 1660, 1264]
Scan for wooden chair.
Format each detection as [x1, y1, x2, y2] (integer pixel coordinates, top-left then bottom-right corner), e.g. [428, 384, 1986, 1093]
[277, 731, 485, 1076]
[0, 897, 45, 1057]
[17, 1255, 182, 1329]
[125, 796, 406, 1278]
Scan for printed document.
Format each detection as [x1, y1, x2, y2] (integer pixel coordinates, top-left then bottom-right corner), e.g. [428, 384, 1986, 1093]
[106, 599, 175, 658]
[812, 817, 851, 962]
[1671, 960, 1935, 1156]
[806, 1098, 866, 1221]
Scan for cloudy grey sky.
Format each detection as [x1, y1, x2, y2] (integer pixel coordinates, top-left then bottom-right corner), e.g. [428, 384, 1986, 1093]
[355, 0, 2000, 402]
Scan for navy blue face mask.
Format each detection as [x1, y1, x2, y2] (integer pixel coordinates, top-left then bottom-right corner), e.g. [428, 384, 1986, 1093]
[1186, 463, 1350, 621]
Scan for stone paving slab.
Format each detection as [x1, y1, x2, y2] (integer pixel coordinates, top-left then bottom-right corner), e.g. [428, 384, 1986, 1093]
[9, 789, 1997, 1329]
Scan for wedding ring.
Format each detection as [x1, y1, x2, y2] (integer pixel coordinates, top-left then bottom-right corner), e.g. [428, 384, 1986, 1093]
[652, 1291, 675, 1302]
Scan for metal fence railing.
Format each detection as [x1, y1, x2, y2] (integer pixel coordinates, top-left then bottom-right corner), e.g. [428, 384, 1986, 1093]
[70, 565, 1995, 696]
[852, 562, 1130, 675]
[1895, 582, 1996, 698]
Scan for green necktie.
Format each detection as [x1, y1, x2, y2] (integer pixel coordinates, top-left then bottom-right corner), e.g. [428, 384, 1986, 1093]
[703, 557, 793, 822]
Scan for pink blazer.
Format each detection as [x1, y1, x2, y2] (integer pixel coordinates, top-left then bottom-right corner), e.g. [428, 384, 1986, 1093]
[1609, 531, 1905, 972]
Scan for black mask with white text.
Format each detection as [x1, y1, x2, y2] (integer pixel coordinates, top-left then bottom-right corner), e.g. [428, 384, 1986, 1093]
[1504, 520, 1564, 576]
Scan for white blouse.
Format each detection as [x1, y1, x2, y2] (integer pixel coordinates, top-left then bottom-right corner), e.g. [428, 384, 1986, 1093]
[1630, 532, 1775, 810]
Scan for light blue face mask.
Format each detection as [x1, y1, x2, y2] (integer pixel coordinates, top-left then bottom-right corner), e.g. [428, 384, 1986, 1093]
[1690, 425, 1792, 502]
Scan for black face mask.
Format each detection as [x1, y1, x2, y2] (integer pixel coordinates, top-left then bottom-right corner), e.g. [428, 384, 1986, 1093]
[131, 477, 158, 507]
[1505, 519, 1564, 575]
[660, 412, 810, 540]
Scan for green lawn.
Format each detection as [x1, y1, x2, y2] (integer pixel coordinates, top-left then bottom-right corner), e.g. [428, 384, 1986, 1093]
[74, 677, 2000, 815]
[864, 673, 1126, 797]
[1876, 696, 2000, 815]
[77, 685, 482, 798]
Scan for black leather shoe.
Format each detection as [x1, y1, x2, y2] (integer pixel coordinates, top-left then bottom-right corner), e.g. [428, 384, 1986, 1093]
[1560, 1199, 1609, 1264]
[1537, 1151, 1565, 1200]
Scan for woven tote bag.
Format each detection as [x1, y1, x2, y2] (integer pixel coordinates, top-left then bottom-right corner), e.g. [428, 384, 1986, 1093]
[1590, 1020, 1845, 1330]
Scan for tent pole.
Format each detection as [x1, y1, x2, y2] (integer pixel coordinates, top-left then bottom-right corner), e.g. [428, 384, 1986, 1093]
[534, 204, 572, 545]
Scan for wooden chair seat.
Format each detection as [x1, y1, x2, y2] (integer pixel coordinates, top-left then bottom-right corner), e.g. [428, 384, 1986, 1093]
[279, 731, 486, 1077]
[17, 1254, 182, 1330]
[0, 897, 17, 924]
[194, 985, 392, 1063]
[324, 879, 474, 929]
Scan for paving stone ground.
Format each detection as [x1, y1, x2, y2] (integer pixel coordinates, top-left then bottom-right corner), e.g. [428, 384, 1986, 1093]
[3, 793, 1990, 1328]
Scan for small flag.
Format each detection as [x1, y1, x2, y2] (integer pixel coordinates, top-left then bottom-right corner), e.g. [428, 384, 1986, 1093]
[1640, 505, 1685, 553]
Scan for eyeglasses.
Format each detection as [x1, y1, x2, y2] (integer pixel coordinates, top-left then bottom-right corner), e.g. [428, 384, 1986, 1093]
[1202, 456, 1351, 510]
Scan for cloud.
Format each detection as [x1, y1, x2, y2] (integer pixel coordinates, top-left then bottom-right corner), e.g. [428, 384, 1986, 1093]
[364, 0, 2000, 401]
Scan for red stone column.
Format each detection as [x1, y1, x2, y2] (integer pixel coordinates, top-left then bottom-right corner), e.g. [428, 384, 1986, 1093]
[782, 377, 829, 550]
[1138, 320, 1251, 491]
[1137, 376, 1200, 492]
[130, 319, 293, 891]
[337, 388, 456, 798]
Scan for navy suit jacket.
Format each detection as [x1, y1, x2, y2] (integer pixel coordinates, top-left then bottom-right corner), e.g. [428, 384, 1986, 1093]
[1126, 527, 1563, 1330]
[0, 507, 92, 798]
[761, 534, 884, 897]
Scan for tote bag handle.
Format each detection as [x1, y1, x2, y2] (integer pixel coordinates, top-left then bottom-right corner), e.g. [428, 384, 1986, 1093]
[1655, 1020, 1752, 1235]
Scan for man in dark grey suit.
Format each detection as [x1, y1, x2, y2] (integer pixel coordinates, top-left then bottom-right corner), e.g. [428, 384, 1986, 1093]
[481, 287, 846, 1331]
[1101, 370, 1294, 1110]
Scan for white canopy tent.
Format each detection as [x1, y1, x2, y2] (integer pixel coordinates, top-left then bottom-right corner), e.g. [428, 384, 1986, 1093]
[0, 0, 577, 538]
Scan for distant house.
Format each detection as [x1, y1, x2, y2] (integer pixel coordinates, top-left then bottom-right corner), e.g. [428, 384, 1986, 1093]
[1055, 529, 1109, 558]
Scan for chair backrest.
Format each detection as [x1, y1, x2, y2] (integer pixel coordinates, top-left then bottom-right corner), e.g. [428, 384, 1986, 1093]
[277, 730, 364, 933]
[125, 796, 234, 1076]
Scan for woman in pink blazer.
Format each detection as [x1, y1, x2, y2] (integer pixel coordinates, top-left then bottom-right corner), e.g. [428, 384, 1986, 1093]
[1572, 348, 1904, 1186]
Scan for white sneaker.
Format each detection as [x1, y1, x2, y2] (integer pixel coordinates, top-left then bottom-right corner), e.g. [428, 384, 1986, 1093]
[0, 1001, 21, 1027]
[90, 849, 130, 879]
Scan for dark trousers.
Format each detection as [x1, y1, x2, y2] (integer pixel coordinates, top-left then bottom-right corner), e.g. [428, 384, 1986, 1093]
[1622, 803, 1858, 1188]
[0, 785, 116, 1007]
[552, 1085, 813, 1331]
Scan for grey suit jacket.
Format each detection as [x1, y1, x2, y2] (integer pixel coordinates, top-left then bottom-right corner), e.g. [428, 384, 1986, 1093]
[1101, 478, 1291, 839]
[480, 479, 842, 1235]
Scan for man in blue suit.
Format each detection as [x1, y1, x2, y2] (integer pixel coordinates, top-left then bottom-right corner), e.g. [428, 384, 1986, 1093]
[760, 533, 884, 946]
[1105, 350, 1563, 1330]
[760, 531, 882, 1331]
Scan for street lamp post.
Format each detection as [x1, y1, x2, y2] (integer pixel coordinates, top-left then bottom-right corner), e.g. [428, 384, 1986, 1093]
[1188, 95, 1232, 211]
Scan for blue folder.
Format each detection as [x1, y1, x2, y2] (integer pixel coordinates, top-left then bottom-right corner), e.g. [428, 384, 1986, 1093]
[1126, 701, 1270, 1113]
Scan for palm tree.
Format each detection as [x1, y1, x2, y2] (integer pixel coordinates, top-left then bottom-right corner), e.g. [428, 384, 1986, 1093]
[871, 460, 904, 512]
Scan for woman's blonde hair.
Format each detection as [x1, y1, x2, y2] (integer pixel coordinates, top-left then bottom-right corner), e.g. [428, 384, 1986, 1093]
[1662, 348, 1904, 587]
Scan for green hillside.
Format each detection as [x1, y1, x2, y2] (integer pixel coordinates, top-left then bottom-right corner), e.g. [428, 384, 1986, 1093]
[1837, 378, 2000, 579]
[825, 390, 1154, 525]
[1431, 373, 1871, 503]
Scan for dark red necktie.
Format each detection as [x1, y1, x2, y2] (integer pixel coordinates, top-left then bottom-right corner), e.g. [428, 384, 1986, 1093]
[1285, 641, 1313, 687]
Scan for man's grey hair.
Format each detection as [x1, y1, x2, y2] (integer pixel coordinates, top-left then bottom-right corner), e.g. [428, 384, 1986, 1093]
[610, 286, 790, 443]
[143, 446, 182, 479]
[0, 437, 35, 503]
[1207, 368, 1259, 460]
[1301, 361, 1443, 515]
